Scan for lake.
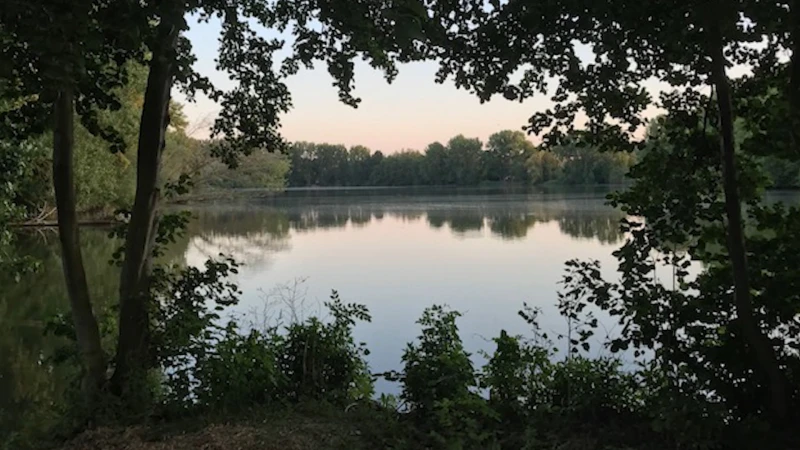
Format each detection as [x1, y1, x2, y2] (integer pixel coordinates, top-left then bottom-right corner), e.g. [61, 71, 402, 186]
[0, 186, 669, 415]
[179, 187, 630, 391]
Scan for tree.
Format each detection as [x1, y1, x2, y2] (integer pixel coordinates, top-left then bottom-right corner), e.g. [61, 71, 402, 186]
[1, 0, 145, 404]
[760, 156, 800, 188]
[423, 141, 452, 185]
[282, 132, 630, 187]
[287, 142, 318, 187]
[0, 54, 185, 409]
[370, 150, 426, 185]
[369, 151, 386, 181]
[447, 135, 484, 185]
[195, 148, 290, 189]
[526, 150, 562, 185]
[348, 145, 373, 185]
[286, 142, 373, 186]
[314, 144, 350, 186]
[485, 130, 535, 182]
[424, 0, 800, 421]
[552, 139, 634, 185]
[1, 62, 186, 218]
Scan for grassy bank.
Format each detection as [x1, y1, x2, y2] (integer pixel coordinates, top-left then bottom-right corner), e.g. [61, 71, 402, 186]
[57, 401, 657, 450]
[60, 404, 405, 450]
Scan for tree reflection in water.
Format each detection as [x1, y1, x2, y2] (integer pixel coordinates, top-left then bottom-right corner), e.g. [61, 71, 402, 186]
[0, 231, 119, 442]
[178, 191, 626, 263]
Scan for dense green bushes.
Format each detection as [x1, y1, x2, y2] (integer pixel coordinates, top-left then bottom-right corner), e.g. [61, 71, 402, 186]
[386, 304, 656, 450]
[146, 294, 786, 450]
[180, 143, 290, 191]
[0, 127, 135, 218]
[398, 306, 493, 448]
[156, 266, 374, 415]
[167, 291, 374, 412]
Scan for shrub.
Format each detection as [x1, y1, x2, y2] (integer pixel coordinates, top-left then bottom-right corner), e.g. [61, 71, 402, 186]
[400, 305, 497, 449]
[401, 306, 476, 415]
[162, 288, 373, 413]
[154, 256, 242, 414]
[277, 291, 373, 404]
[481, 330, 550, 449]
[192, 323, 282, 412]
[480, 305, 647, 450]
[545, 357, 640, 420]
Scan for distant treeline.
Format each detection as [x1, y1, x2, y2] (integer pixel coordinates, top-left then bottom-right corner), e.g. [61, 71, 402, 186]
[286, 130, 637, 187]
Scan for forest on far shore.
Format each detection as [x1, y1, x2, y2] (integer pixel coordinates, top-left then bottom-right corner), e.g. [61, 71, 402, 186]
[285, 130, 635, 188]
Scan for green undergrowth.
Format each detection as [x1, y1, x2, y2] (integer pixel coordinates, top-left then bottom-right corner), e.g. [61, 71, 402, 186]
[10, 247, 799, 450]
[42, 294, 797, 450]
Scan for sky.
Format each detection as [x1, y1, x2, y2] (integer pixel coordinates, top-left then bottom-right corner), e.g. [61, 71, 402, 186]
[179, 16, 558, 153]
[178, 14, 688, 153]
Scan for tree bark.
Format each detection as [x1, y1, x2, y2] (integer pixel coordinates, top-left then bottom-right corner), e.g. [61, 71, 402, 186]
[53, 88, 107, 400]
[706, 17, 789, 421]
[110, 22, 179, 402]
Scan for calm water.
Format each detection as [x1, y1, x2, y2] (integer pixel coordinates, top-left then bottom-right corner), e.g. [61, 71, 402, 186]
[179, 187, 629, 391]
[0, 186, 691, 419]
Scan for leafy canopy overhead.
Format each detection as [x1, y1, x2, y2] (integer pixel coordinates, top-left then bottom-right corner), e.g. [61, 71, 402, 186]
[1, 0, 434, 165]
[422, 0, 798, 153]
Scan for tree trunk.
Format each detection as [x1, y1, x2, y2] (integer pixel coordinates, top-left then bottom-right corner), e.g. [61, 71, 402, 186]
[706, 17, 789, 422]
[53, 88, 107, 401]
[790, 0, 800, 154]
[110, 22, 179, 404]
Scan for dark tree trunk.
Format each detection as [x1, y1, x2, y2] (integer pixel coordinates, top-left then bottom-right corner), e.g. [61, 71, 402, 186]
[53, 88, 107, 400]
[707, 17, 789, 422]
[790, 0, 800, 154]
[110, 22, 179, 404]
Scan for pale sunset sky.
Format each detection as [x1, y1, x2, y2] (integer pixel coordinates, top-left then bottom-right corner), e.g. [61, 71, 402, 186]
[178, 15, 560, 153]
[178, 15, 681, 153]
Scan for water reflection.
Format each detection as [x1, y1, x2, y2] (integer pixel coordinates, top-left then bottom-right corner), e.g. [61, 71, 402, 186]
[180, 209, 291, 269]
[181, 192, 626, 266]
[0, 231, 118, 441]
